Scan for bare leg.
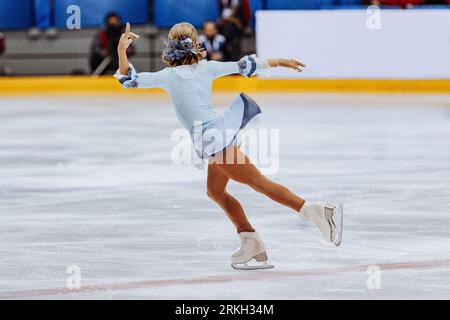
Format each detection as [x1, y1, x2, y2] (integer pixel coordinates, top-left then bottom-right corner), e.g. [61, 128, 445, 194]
[207, 162, 255, 233]
[211, 146, 305, 212]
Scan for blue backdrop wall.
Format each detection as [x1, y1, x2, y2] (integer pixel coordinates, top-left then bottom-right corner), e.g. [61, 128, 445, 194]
[54, 0, 148, 28]
[0, 1, 33, 30]
[154, 0, 219, 27]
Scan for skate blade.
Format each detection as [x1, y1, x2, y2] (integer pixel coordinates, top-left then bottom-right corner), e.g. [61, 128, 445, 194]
[231, 260, 274, 270]
[331, 204, 344, 246]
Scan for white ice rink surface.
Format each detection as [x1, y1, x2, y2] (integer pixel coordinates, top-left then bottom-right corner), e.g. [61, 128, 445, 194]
[0, 93, 449, 299]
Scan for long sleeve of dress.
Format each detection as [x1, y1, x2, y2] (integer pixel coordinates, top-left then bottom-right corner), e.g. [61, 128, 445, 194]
[114, 64, 168, 89]
[207, 54, 271, 79]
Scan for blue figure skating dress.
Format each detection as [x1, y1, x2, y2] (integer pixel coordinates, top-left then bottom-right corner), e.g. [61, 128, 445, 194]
[114, 55, 269, 163]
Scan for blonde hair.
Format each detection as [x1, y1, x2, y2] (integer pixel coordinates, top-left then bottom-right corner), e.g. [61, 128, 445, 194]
[162, 22, 206, 67]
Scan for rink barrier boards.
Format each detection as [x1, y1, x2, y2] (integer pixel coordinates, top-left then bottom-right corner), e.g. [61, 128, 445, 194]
[0, 76, 450, 95]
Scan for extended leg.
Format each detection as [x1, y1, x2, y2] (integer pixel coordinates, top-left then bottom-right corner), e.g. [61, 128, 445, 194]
[212, 146, 305, 212]
[207, 161, 272, 269]
[212, 146, 343, 246]
[207, 162, 254, 233]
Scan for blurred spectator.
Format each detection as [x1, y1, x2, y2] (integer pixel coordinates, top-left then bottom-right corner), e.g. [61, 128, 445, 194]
[370, 0, 450, 5]
[0, 33, 5, 56]
[422, 0, 449, 3]
[89, 12, 135, 75]
[199, 21, 226, 61]
[217, 0, 251, 61]
[372, 0, 422, 7]
[367, 0, 450, 7]
[0, 33, 5, 75]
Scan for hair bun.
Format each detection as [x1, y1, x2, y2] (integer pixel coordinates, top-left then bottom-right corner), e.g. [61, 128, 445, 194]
[163, 22, 205, 67]
[163, 37, 202, 62]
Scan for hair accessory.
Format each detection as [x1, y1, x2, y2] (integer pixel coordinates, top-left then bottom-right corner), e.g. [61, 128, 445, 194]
[163, 37, 202, 62]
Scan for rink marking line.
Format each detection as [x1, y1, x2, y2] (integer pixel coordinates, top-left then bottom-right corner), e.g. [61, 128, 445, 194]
[1, 258, 450, 299]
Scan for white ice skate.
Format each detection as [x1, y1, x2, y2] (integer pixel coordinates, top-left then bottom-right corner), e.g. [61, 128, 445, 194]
[299, 201, 343, 246]
[231, 231, 274, 270]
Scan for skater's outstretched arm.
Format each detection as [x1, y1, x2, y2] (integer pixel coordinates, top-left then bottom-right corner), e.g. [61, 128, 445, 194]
[208, 55, 305, 79]
[115, 23, 168, 89]
[267, 58, 305, 73]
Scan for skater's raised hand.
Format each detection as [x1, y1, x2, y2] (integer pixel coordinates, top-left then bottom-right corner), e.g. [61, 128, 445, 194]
[118, 23, 140, 75]
[268, 58, 306, 73]
[118, 23, 140, 51]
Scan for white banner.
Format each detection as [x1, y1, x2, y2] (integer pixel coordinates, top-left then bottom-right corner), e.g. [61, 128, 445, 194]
[256, 9, 450, 79]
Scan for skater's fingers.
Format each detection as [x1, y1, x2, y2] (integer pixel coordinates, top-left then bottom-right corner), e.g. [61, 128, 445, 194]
[128, 32, 140, 40]
[293, 59, 306, 67]
[125, 22, 131, 35]
[289, 60, 305, 73]
[287, 62, 302, 72]
[293, 65, 303, 73]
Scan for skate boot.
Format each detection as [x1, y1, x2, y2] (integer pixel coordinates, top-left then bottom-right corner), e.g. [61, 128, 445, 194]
[299, 201, 343, 246]
[231, 231, 274, 270]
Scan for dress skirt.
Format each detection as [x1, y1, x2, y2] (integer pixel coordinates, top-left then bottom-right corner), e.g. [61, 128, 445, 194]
[190, 92, 261, 160]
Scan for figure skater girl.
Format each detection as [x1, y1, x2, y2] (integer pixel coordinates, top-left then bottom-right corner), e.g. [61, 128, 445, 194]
[115, 22, 343, 270]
